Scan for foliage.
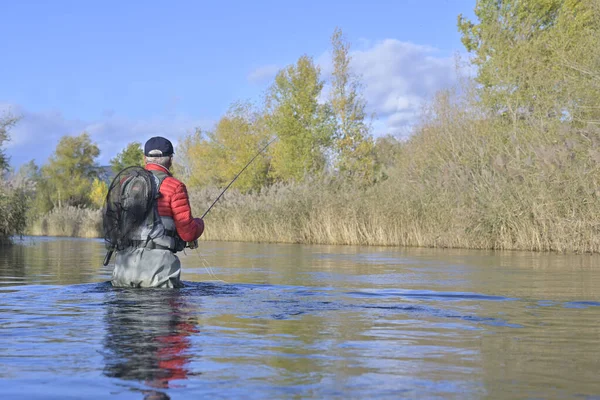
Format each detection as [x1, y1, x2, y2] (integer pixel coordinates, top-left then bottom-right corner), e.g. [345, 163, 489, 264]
[329, 27, 379, 185]
[175, 14, 600, 253]
[176, 102, 271, 193]
[90, 178, 109, 209]
[374, 134, 404, 171]
[0, 116, 28, 243]
[110, 141, 145, 174]
[0, 112, 19, 173]
[0, 182, 29, 243]
[266, 55, 335, 182]
[458, 0, 600, 122]
[39, 133, 100, 211]
[177, 83, 600, 253]
[174, 129, 205, 185]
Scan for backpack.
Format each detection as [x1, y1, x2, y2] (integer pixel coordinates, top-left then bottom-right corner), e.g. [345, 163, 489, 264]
[102, 166, 165, 251]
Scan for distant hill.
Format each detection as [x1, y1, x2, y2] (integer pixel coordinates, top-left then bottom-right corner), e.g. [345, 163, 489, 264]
[95, 166, 115, 184]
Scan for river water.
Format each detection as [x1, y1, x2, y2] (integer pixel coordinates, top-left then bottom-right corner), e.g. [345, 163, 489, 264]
[0, 237, 599, 399]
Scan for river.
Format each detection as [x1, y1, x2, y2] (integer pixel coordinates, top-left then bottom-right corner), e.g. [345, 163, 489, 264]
[1, 236, 599, 399]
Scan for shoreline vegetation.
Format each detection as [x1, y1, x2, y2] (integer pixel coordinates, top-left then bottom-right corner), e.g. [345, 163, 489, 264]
[4, 2, 600, 254]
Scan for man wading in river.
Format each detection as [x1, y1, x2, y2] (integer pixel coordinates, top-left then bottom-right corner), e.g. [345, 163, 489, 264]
[103, 136, 204, 288]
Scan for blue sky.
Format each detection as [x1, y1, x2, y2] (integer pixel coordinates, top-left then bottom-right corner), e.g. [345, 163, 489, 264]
[0, 0, 476, 167]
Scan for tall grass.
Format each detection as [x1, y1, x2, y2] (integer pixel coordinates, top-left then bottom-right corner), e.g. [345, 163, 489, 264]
[28, 206, 102, 238]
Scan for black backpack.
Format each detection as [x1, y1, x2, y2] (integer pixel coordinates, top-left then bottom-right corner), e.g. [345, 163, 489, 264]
[102, 166, 165, 252]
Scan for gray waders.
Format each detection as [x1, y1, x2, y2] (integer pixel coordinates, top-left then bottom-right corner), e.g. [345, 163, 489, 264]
[111, 247, 183, 288]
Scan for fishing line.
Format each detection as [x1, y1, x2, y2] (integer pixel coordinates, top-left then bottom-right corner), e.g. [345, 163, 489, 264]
[195, 247, 227, 283]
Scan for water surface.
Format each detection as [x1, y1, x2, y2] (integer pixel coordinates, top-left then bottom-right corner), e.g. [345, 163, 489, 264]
[1, 237, 600, 399]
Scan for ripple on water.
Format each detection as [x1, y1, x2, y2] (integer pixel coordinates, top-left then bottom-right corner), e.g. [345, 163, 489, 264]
[2, 239, 600, 399]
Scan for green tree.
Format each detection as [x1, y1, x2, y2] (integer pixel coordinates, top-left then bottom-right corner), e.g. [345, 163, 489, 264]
[0, 112, 19, 172]
[40, 133, 100, 210]
[0, 116, 28, 242]
[458, 0, 600, 122]
[110, 141, 144, 173]
[0, 184, 28, 242]
[266, 55, 335, 182]
[329, 27, 379, 184]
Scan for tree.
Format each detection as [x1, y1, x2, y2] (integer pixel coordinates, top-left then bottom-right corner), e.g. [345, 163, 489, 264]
[176, 102, 271, 192]
[0, 117, 29, 242]
[40, 133, 100, 209]
[266, 55, 335, 182]
[209, 102, 271, 192]
[458, 0, 600, 122]
[329, 28, 379, 184]
[110, 141, 144, 174]
[90, 178, 108, 209]
[174, 128, 207, 187]
[9, 160, 39, 200]
[0, 112, 19, 172]
[374, 134, 404, 170]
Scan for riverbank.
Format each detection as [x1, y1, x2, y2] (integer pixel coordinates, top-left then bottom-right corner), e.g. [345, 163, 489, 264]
[28, 206, 102, 239]
[26, 167, 600, 254]
[26, 93, 600, 254]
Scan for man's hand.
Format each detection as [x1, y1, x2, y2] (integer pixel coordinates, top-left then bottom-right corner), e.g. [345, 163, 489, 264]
[194, 218, 205, 238]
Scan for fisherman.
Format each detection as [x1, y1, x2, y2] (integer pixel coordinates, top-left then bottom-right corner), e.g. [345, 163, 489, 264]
[109, 136, 204, 288]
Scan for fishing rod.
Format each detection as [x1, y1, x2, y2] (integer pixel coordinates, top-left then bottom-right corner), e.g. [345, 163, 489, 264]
[200, 137, 277, 220]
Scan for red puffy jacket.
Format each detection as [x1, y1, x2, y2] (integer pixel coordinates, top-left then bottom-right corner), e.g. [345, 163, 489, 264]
[145, 164, 204, 242]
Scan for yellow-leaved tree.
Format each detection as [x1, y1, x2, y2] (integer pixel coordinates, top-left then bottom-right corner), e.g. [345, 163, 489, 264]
[176, 101, 271, 193]
[89, 178, 108, 209]
[36, 133, 100, 212]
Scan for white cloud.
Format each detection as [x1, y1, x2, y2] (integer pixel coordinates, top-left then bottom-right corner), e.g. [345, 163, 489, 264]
[350, 39, 459, 136]
[0, 103, 213, 168]
[248, 64, 280, 84]
[3, 38, 463, 170]
[251, 39, 460, 137]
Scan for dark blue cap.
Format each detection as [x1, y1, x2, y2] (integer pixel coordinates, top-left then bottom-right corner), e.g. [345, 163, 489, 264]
[144, 136, 174, 157]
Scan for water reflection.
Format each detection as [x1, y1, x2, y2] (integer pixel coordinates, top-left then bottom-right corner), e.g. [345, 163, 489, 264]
[102, 289, 199, 398]
[0, 237, 107, 286]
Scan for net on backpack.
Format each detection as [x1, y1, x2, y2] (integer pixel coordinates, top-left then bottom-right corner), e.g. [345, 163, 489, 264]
[102, 166, 157, 251]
